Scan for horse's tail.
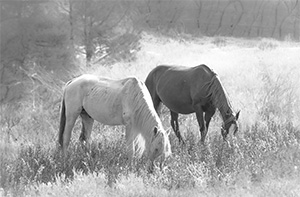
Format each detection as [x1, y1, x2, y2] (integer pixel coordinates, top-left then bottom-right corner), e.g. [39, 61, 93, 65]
[58, 96, 66, 147]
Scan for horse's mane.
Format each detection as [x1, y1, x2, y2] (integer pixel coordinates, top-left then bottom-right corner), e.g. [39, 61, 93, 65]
[204, 72, 234, 119]
[125, 78, 163, 158]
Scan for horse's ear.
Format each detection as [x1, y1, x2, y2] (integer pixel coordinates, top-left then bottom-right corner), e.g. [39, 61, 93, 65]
[154, 126, 158, 136]
[236, 111, 240, 120]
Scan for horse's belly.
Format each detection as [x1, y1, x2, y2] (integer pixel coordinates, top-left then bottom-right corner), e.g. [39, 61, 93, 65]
[157, 76, 195, 114]
[162, 100, 195, 114]
[83, 97, 124, 125]
[158, 88, 195, 114]
[93, 113, 123, 125]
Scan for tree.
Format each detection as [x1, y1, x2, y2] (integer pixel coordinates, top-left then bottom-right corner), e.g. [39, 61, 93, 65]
[58, 0, 132, 66]
[0, 0, 73, 103]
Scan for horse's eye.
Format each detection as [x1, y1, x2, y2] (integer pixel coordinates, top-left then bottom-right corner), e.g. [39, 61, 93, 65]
[153, 127, 158, 136]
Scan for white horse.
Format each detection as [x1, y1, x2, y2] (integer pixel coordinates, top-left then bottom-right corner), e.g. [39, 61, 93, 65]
[58, 74, 171, 170]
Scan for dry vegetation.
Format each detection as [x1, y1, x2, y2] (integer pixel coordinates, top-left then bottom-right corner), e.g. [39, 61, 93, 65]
[1, 33, 300, 196]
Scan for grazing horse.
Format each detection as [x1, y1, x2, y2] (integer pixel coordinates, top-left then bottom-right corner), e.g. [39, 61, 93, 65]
[145, 64, 240, 143]
[58, 74, 171, 170]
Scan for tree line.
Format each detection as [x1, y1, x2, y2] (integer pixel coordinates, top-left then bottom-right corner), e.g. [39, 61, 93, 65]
[0, 0, 299, 103]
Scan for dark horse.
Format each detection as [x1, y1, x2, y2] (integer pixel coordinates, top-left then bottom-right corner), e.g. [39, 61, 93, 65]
[145, 64, 240, 143]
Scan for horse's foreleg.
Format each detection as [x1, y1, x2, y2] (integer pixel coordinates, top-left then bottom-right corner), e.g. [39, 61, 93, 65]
[123, 113, 135, 170]
[204, 106, 216, 132]
[195, 110, 206, 143]
[153, 95, 162, 116]
[170, 111, 183, 143]
[125, 125, 134, 159]
[126, 133, 135, 172]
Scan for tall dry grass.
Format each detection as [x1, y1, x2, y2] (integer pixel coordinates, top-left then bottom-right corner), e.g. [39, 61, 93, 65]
[1, 33, 300, 196]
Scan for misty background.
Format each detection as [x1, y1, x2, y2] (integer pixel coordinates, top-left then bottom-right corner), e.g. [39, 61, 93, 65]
[1, 0, 299, 104]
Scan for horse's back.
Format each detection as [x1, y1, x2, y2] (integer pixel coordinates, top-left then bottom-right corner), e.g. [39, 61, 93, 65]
[63, 75, 138, 125]
[148, 64, 213, 93]
[65, 74, 135, 93]
[147, 64, 212, 83]
[146, 64, 214, 114]
[63, 74, 98, 106]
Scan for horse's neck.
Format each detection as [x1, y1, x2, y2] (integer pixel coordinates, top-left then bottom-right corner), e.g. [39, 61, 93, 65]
[212, 78, 234, 123]
[133, 112, 156, 139]
[218, 105, 234, 123]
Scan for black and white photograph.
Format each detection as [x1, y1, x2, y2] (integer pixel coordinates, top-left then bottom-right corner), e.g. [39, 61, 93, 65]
[1, 0, 300, 196]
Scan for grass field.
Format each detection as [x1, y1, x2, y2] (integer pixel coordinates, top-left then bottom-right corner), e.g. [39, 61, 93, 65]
[1, 33, 300, 196]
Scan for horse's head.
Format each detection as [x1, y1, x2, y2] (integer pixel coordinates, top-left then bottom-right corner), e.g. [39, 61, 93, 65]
[221, 111, 240, 140]
[149, 126, 172, 166]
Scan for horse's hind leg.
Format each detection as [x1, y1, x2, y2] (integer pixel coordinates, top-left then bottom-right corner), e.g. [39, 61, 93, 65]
[63, 112, 80, 155]
[79, 110, 94, 144]
[170, 111, 183, 143]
